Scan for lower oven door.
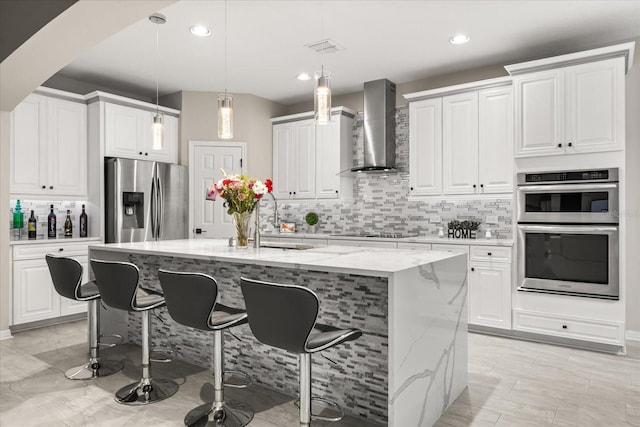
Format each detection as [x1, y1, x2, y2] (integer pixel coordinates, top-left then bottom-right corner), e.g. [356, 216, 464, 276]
[517, 224, 619, 299]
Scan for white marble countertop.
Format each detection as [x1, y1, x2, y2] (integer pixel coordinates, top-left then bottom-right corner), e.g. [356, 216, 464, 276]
[89, 238, 466, 278]
[261, 232, 514, 247]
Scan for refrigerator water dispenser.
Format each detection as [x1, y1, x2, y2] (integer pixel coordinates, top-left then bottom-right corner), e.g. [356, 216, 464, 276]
[122, 192, 144, 229]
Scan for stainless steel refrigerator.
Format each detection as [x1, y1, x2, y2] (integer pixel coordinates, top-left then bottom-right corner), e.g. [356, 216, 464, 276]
[105, 158, 188, 243]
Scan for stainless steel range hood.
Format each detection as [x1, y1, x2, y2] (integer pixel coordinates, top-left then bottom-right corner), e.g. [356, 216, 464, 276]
[351, 79, 397, 173]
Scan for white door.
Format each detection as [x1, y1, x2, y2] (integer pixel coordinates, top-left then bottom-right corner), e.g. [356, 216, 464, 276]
[48, 98, 87, 197]
[190, 142, 245, 239]
[316, 118, 341, 199]
[514, 69, 564, 157]
[13, 258, 60, 325]
[105, 103, 142, 159]
[469, 262, 512, 329]
[10, 93, 47, 195]
[293, 120, 316, 199]
[443, 91, 479, 195]
[272, 123, 293, 199]
[565, 57, 624, 154]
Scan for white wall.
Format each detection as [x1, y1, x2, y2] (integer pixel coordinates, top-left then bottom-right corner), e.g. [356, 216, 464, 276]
[178, 91, 286, 179]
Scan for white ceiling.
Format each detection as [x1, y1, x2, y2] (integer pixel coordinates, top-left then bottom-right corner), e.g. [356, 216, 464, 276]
[57, 0, 640, 105]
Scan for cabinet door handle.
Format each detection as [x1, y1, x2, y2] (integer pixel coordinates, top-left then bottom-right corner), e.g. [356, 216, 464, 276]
[568, 142, 573, 147]
[473, 184, 477, 189]
[145, 153, 149, 156]
[562, 325, 568, 329]
[42, 185, 46, 189]
[410, 186, 414, 191]
[49, 186, 53, 189]
[139, 151, 143, 155]
[59, 248, 64, 252]
[480, 184, 484, 189]
[471, 267, 475, 272]
[558, 143, 563, 148]
[487, 252, 492, 256]
[335, 190, 339, 194]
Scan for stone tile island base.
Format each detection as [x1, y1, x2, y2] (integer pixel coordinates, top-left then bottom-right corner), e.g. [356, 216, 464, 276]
[90, 244, 467, 426]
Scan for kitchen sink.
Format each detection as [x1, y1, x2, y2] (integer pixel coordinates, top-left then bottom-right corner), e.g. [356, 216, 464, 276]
[259, 242, 314, 250]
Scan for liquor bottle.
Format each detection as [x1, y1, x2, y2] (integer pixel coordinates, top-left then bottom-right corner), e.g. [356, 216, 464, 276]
[13, 200, 23, 230]
[28, 210, 37, 240]
[47, 205, 57, 239]
[64, 210, 73, 238]
[79, 204, 88, 238]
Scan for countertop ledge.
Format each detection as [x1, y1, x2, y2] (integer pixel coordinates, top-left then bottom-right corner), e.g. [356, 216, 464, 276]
[10, 237, 102, 246]
[89, 239, 467, 278]
[261, 232, 514, 247]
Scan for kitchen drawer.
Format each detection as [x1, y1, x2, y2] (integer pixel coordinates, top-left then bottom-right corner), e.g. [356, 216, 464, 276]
[13, 241, 90, 261]
[397, 242, 432, 250]
[470, 245, 511, 263]
[513, 309, 624, 345]
[431, 243, 469, 254]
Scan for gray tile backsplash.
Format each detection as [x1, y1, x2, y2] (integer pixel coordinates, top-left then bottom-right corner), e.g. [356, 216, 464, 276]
[261, 106, 514, 239]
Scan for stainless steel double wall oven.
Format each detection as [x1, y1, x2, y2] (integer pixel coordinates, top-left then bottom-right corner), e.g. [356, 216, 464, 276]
[517, 168, 619, 299]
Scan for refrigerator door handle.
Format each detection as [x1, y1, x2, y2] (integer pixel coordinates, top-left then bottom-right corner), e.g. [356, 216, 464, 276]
[150, 179, 157, 239]
[156, 176, 163, 239]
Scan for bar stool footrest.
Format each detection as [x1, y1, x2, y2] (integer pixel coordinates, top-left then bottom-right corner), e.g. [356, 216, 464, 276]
[99, 333, 123, 348]
[150, 348, 175, 363]
[294, 396, 345, 422]
[224, 369, 252, 388]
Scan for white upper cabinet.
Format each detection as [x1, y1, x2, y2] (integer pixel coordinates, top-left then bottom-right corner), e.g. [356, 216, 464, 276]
[272, 108, 354, 201]
[272, 118, 316, 200]
[409, 98, 442, 196]
[316, 112, 354, 199]
[407, 77, 513, 197]
[443, 92, 479, 195]
[478, 87, 513, 193]
[104, 102, 178, 163]
[11, 91, 87, 197]
[512, 56, 625, 157]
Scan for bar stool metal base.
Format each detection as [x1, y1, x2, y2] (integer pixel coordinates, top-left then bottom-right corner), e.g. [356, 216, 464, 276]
[115, 378, 179, 405]
[184, 401, 253, 427]
[65, 358, 123, 380]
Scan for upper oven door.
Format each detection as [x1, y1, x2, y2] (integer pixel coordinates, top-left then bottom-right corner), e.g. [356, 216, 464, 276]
[517, 183, 619, 224]
[517, 224, 619, 299]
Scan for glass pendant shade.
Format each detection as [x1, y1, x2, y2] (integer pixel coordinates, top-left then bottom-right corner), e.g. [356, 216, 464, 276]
[314, 71, 331, 125]
[218, 94, 233, 139]
[152, 113, 163, 150]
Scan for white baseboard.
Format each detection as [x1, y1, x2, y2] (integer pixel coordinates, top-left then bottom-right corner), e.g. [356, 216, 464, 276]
[0, 329, 13, 340]
[626, 330, 640, 342]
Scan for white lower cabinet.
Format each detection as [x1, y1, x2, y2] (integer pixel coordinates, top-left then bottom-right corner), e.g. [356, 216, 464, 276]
[12, 242, 90, 326]
[469, 261, 511, 329]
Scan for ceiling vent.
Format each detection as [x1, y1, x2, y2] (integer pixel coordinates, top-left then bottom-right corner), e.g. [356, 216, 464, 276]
[305, 39, 344, 54]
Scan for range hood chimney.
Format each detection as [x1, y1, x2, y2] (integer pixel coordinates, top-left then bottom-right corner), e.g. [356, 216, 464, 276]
[352, 79, 396, 173]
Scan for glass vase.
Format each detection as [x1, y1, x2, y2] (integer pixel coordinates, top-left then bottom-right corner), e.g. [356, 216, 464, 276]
[232, 211, 251, 248]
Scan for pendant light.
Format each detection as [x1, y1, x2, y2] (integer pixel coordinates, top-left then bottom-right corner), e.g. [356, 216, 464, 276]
[314, 2, 331, 125]
[149, 13, 166, 150]
[218, 0, 233, 139]
[314, 66, 331, 125]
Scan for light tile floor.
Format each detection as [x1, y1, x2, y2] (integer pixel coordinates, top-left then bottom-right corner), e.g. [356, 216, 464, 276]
[1, 321, 638, 426]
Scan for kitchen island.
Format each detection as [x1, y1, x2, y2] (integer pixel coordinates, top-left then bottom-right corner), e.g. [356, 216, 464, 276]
[89, 239, 468, 426]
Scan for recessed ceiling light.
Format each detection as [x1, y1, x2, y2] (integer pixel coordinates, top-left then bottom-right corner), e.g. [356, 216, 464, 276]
[296, 72, 311, 81]
[449, 33, 470, 45]
[190, 25, 211, 37]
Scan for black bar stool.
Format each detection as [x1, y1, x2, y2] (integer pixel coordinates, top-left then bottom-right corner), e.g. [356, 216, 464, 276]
[45, 254, 123, 380]
[239, 277, 362, 427]
[90, 259, 179, 405]
[158, 269, 253, 427]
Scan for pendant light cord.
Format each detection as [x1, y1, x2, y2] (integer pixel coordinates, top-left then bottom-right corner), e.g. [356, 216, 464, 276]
[156, 29, 160, 115]
[224, 0, 228, 97]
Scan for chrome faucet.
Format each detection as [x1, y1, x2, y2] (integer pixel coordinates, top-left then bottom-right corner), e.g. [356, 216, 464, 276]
[253, 192, 279, 248]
